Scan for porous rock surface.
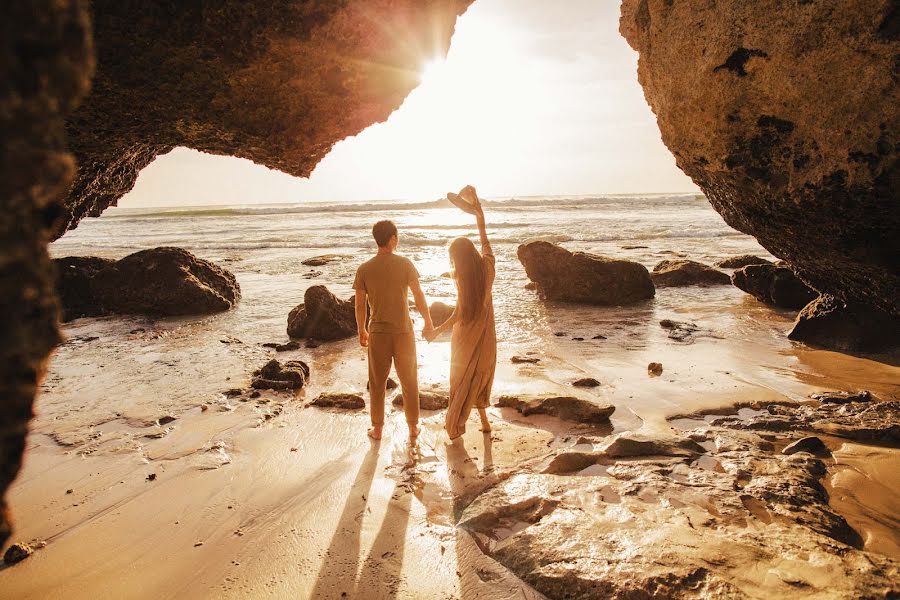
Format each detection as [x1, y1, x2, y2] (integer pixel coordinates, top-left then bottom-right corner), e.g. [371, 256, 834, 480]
[287, 285, 358, 341]
[620, 0, 900, 317]
[392, 390, 450, 411]
[650, 259, 730, 287]
[54, 247, 240, 320]
[517, 241, 654, 305]
[458, 400, 900, 598]
[731, 263, 818, 310]
[251, 359, 309, 391]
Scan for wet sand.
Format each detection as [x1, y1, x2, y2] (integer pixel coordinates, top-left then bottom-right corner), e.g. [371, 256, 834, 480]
[2, 298, 898, 598]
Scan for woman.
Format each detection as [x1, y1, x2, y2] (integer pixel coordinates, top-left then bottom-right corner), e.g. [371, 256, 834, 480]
[426, 188, 496, 439]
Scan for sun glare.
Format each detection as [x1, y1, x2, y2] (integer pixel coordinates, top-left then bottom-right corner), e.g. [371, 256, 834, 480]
[419, 58, 446, 83]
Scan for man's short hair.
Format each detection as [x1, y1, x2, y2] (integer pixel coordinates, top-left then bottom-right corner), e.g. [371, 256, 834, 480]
[372, 220, 398, 247]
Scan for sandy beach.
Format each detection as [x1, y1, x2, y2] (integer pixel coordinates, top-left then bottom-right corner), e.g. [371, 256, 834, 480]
[3, 268, 898, 597]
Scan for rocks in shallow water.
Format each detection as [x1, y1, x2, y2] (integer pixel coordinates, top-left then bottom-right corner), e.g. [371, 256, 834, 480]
[783, 436, 829, 456]
[650, 259, 731, 287]
[392, 390, 449, 411]
[731, 264, 817, 310]
[310, 393, 365, 410]
[659, 319, 699, 342]
[428, 301, 455, 327]
[301, 254, 349, 267]
[572, 377, 600, 388]
[287, 285, 357, 341]
[789, 294, 900, 353]
[251, 359, 309, 391]
[811, 390, 872, 404]
[715, 255, 772, 269]
[496, 395, 614, 423]
[516, 241, 655, 305]
[261, 340, 301, 352]
[510, 355, 540, 364]
[3, 542, 33, 564]
[54, 247, 240, 320]
[648, 362, 664, 376]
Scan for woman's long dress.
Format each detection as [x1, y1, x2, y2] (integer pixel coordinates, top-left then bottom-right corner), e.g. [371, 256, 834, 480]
[445, 254, 497, 438]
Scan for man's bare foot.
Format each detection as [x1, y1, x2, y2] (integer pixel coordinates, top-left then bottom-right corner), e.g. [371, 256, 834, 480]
[368, 426, 383, 440]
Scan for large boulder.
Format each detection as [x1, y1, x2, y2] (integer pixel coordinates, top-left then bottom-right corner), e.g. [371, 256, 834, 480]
[428, 301, 455, 327]
[517, 241, 654, 305]
[620, 0, 900, 317]
[287, 285, 357, 341]
[54, 247, 240, 320]
[497, 394, 615, 424]
[732, 264, 818, 310]
[789, 294, 900, 353]
[650, 259, 730, 287]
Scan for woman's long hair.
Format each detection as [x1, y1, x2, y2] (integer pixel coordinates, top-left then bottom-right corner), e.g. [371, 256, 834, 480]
[449, 237, 486, 323]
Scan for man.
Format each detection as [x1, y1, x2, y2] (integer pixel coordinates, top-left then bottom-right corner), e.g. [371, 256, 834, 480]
[353, 220, 434, 440]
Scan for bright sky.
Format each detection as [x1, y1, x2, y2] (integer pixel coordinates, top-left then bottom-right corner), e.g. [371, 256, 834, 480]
[121, 0, 697, 208]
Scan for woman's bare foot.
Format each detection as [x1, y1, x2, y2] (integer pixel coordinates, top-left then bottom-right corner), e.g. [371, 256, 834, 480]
[367, 425, 383, 440]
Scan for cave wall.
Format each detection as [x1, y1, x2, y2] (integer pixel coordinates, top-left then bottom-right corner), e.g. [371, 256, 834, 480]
[61, 0, 473, 237]
[620, 0, 899, 315]
[0, 1, 94, 547]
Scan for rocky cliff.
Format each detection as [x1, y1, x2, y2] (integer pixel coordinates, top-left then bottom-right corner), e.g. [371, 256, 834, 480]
[620, 0, 899, 316]
[61, 0, 473, 237]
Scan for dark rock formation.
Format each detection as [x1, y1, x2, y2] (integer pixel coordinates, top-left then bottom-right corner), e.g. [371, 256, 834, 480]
[650, 259, 730, 287]
[3, 542, 34, 565]
[620, 0, 899, 317]
[510, 355, 541, 364]
[261, 340, 302, 352]
[301, 254, 351, 267]
[517, 241, 654, 305]
[287, 286, 357, 341]
[782, 436, 829, 456]
[60, 1, 473, 237]
[311, 393, 365, 410]
[392, 390, 449, 411]
[54, 247, 240, 320]
[572, 377, 601, 388]
[496, 395, 615, 424]
[732, 264, 818, 310]
[251, 359, 309, 391]
[789, 294, 900, 353]
[648, 362, 663, 376]
[659, 319, 699, 342]
[428, 301, 455, 327]
[811, 390, 872, 405]
[715, 255, 772, 269]
[600, 432, 706, 458]
[1, 0, 93, 548]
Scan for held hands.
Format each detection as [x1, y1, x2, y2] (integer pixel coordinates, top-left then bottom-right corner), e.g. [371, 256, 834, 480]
[422, 325, 437, 343]
[359, 329, 369, 347]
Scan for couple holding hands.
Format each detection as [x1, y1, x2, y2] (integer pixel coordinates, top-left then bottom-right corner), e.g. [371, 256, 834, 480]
[353, 186, 496, 441]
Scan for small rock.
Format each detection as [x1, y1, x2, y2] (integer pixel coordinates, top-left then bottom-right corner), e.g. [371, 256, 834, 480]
[223, 388, 243, 398]
[146, 473, 157, 482]
[392, 390, 449, 411]
[811, 390, 872, 404]
[524, 282, 537, 290]
[573, 377, 601, 388]
[251, 359, 309, 391]
[648, 362, 663, 376]
[3, 543, 33, 564]
[572, 337, 585, 341]
[158, 415, 177, 425]
[592, 334, 607, 340]
[554, 332, 567, 337]
[249, 390, 261, 398]
[200, 404, 209, 412]
[651, 259, 730, 287]
[262, 340, 302, 352]
[306, 340, 321, 349]
[302, 270, 323, 279]
[511, 355, 541, 364]
[301, 254, 349, 267]
[782, 436, 829, 456]
[66, 489, 73, 494]
[715, 255, 772, 269]
[194, 542, 204, 547]
[497, 395, 615, 423]
[311, 393, 366, 410]
[368, 378, 398, 391]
